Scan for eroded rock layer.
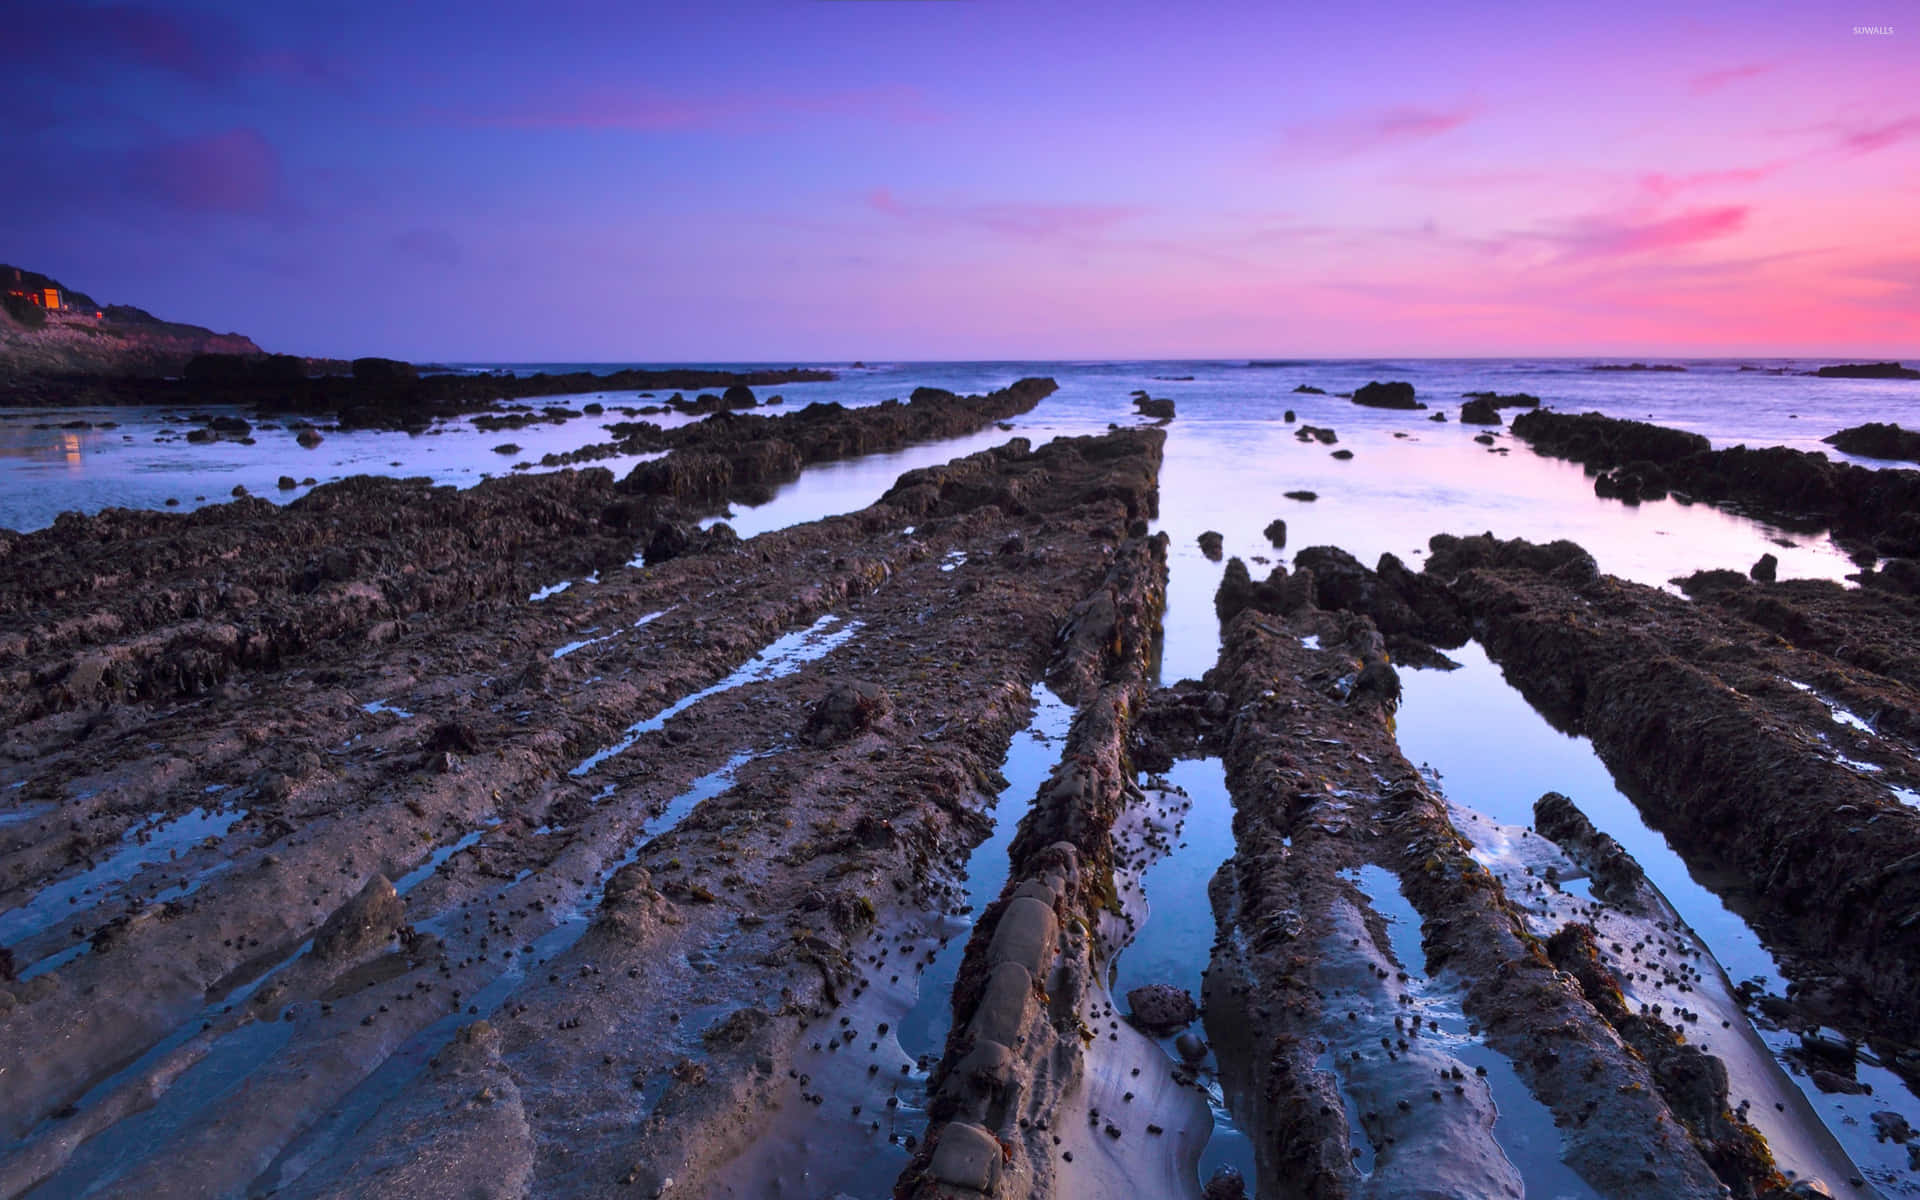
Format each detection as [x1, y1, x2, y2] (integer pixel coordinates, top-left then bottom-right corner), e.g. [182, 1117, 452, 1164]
[0, 406, 1169, 1195]
[1194, 601, 1756, 1199]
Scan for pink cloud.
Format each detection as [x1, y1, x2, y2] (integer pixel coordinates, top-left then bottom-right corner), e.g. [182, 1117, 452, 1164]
[866, 188, 1146, 242]
[124, 129, 286, 216]
[1638, 163, 1782, 199]
[1545, 205, 1751, 259]
[1835, 116, 1920, 154]
[1283, 103, 1477, 158]
[1689, 62, 1776, 94]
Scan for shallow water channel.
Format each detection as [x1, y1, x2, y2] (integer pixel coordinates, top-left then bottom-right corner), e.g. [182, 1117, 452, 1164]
[1399, 641, 1920, 1198]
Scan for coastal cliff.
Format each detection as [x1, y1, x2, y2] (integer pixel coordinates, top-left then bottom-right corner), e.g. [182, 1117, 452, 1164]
[1, 264, 262, 380]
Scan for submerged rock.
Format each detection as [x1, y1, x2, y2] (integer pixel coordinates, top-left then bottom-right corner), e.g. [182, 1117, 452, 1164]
[1203, 1165, 1249, 1200]
[1174, 1031, 1207, 1062]
[1126, 983, 1198, 1031]
[1198, 530, 1224, 561]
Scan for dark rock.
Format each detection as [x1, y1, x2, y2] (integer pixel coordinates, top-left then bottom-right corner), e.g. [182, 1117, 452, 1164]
[1462, 391, 1540, 408]
[296, 428, 324, 448]
[1460, 398, 1503, 426]
[1351, 380, 1424, 410]
[231, 484, 248, 497]
[1296, 425, 1337, 444]
[1263, 519, 1286, 549]
[1283, 490, 1317, 502]
[1214, 557, 1314, 623]
[425, 722, 482, 754]
[1863, 557, 1920, 596]
[1750, 553, 1778, 582]
[1283, 409, 1295, 423]
[1823, 422, 1920, 463]
[1174, 1031, 1208, 1062]
[1330, 449, 1354, 460]
[1429, 412, 1447, 422]
[1126, 983, 1198, 1031]
[1424, 532, 1597, 584]
[721, 384, 756, 409]
[1870, 1111, 1912, 1142]
[493, 443, 520, 455]
[1351, 659, 1401, 709]
[209, 415, 251, 436]
[277, 475, 297, 491]
[1809, 1069, 1866, 1095]
[1514, 408, 1920, 557]
[351, 357, 418, 385]
[803, 680, 892, 745]
[1813, 362, 1919, 380]
[1134, 395, 1177, 420]
[1203, 1165, 1249, 1200]
[1474, 433, 1496, 446]
[309, 874, 403, 963]
[1198, 531, 1224, 561]
[1292, 385, 1325, 395]
[185, 428, 215, 444]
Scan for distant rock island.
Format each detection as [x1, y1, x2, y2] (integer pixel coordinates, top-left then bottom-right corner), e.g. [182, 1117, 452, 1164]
[1813, 362, 1920, 380]
[1586, 362, 1688, 372]
[2, 263, 262, 378]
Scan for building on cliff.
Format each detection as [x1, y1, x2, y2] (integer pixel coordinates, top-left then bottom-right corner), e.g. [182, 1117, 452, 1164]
[7, 268, 64, 311]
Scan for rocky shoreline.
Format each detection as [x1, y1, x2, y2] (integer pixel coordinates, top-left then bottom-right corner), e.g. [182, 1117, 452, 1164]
[2, 388, 1917, 1198]
[0, 359, 837, 426]
[1508, 408, 1920, 567]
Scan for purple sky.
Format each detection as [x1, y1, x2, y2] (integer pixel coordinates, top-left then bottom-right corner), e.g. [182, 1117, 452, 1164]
[6, 0, 1917, 360]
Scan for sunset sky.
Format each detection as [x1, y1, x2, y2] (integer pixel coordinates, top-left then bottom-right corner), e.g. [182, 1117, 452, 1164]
[5, 0, 1917, 360]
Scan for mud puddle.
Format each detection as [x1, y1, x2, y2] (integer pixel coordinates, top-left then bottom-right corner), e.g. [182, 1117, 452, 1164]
[1342, 862, 1601, 1199]
[261, 752, 766, 1194]
[0, 805, 246, 945]
[552, 607, 670, 660]
[1118, 758, 1259, 1189]
[898, 682, 1075, 1063]
[1400, 641, 1920, 1195]
[570, 613, 861, 775]
[706, 684, 1075, 1198]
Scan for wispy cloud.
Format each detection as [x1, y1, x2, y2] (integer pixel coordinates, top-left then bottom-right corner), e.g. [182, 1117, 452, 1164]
[1283, 103, 1477, 158]
[392, 228, 461, 267]
[866, 189, 1145, 242]
[448, 85, 936, 132]
[1832, 116, 1920, 154]
[1689, 62, 1776, 94]
[2, 1, 349, 91]
[1637, 163, 1782, 199]
[1539, 205, 1751, 260]
[123, 129, 289, 218]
